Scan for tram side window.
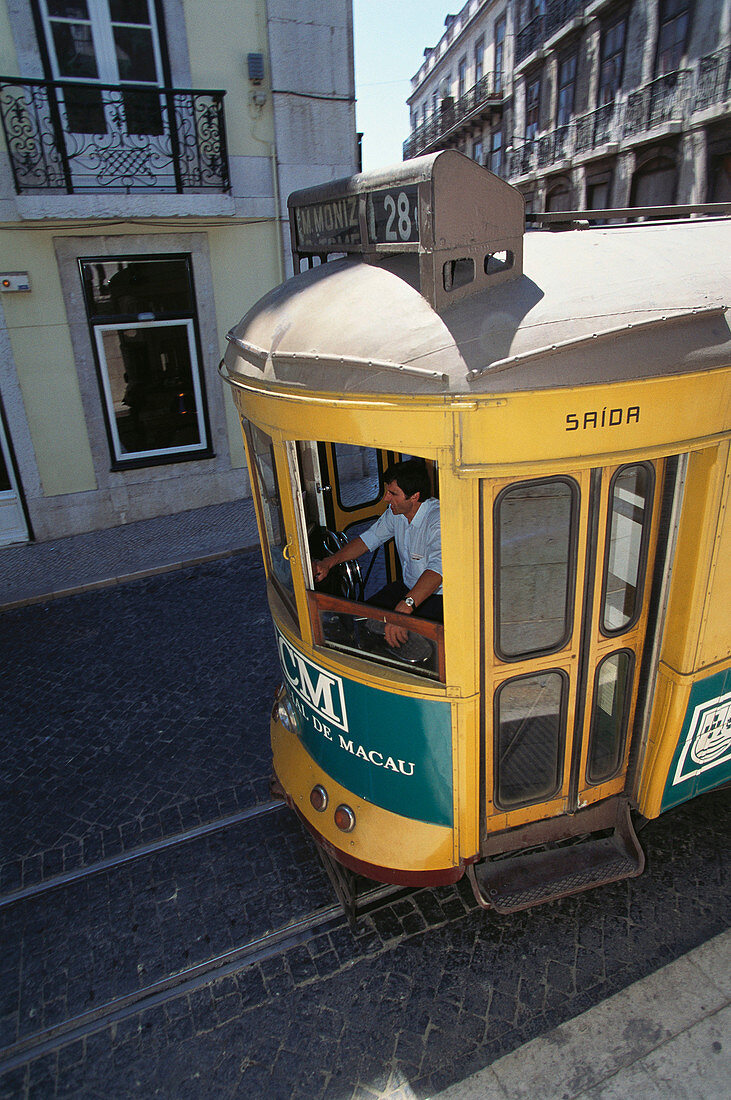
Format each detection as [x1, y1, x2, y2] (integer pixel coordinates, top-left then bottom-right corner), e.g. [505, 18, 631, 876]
[333, 443, 381, 508]
[495, 479, 578, 659]
[601, 464, 654, 634]
[298, 441, 445, 680]
[586, 650, 634, 784]
[244, 422, 294, 599]
[494, 671, 567, 809]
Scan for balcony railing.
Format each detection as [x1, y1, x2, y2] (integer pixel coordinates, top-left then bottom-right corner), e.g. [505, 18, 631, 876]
[0, 77, 230, 194]
[516, 0, 586, 65]
[574, 101, 615, 154]
[623, 70, 692, 138]
[508, 67, 696, 178]
[693, 46, 730, 113]
[403, 73, 504, 159]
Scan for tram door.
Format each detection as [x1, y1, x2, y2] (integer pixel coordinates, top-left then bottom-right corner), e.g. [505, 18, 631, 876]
[482, 461, 664, 832]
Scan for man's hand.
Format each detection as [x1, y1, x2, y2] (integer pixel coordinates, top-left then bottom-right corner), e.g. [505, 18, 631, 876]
[312, 558, 331, 583]
[385, 600, 413, 647]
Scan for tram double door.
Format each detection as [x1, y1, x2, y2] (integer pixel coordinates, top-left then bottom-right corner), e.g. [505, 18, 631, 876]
[482, 459, 664, 835]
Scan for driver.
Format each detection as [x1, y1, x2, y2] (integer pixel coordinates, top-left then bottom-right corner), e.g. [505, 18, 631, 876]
[312, 460, 442, 647]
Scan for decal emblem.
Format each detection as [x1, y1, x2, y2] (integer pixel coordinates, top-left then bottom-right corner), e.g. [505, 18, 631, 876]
[672, 690, 731, 785]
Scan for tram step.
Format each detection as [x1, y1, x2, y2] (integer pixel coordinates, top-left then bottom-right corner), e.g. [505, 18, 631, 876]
[469, 801, 645, 914]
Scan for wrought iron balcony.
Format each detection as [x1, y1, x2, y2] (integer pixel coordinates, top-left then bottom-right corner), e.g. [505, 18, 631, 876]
[693, 46, 730, 113]
[403, 73, 504, 159]
[0, 77, 230, 195]
[574, 102, 616, 154]
[516, 0, 586, 65]
[507, 140, 536, 178]
[537, 124, 571, 168]
[623, 70, 692, 139]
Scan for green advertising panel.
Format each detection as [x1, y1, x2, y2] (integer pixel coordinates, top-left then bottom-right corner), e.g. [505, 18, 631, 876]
[275, 627, 453, 827]
[661, 666, 731, 812]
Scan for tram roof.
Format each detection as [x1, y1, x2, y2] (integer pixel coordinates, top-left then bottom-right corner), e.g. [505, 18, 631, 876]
[225, 211, 731, 397]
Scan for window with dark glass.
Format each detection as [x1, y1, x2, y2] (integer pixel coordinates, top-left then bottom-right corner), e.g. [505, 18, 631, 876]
[245, 422, 294, 600]
[495, 478, 578, 659]
[495, 671, 566, 809]
[601, 464, 654, 633]
[475, 37, 485, 83]
[458, 56, 467, 98]
[490, 128, 503, 174]
[557, 53, 577, 127]
[526, 77, 541, 140]
[472, 139, 484, 164]
[38, 0, 165, 135]
[494, 17, 506, 88]
[599, 16, 627, 104]
[656, 0, 690, 74]
[80, 255, 210, 467]
[587, 651, 634, 783]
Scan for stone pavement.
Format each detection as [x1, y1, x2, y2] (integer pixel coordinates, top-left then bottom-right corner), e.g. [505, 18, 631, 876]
[431, 929, 730, 1099]
[0, 498, 259, 610]
[0, 508, 729, 1098]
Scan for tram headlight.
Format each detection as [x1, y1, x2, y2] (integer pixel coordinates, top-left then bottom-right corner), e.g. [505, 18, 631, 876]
[310, 785, 328, 812]
[334, 804, 356, 833]
[273, 686, 299, 735]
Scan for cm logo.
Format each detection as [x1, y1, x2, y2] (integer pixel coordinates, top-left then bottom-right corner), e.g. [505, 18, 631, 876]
[276, 629, 349, 732]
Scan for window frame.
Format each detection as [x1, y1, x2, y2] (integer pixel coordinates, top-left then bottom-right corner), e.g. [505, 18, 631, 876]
[79, 252, 212, 470]
[493, 668, 569, 811]
[585, 648, 636, 785]
[655, 0, 692, 75]
[493, 475, 580, 662]
[599, 13, 628, 104]
[526, 75, 541, 141]
[599, 461, 655, 637]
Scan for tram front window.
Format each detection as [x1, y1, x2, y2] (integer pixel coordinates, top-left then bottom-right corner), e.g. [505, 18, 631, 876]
[297, 442, 445, 680]
[245, 423, 294, 599]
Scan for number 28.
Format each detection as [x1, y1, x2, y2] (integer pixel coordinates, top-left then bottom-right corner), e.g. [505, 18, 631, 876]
[384, 191, 417, 241]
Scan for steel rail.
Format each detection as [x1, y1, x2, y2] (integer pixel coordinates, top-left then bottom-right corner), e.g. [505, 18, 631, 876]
[0, 879, 405, 1074]
[0, 800, 285, 911]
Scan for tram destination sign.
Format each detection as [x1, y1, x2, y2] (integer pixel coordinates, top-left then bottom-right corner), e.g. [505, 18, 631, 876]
[292, 184, 420, 253]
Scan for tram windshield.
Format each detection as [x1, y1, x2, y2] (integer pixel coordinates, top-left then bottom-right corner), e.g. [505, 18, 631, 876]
[297, 440, 445, 681]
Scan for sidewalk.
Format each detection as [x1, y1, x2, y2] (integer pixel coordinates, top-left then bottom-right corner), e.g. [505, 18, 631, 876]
[430, 929, 730, 1100]
[0, 498, 259, 610]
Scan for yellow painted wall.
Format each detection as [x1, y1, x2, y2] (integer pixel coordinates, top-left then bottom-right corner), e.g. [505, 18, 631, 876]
[0, 230, 97, 495]
[209, 220, 281, 467]
[0, 2, 17, 77]
[183, 0, 275, 155]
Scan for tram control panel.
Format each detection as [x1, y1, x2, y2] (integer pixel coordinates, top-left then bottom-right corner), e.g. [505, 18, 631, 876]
[223, 150, 731, 917]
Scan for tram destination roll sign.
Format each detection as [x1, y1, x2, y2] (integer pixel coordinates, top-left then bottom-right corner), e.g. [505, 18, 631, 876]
[293, 185, 420, 253]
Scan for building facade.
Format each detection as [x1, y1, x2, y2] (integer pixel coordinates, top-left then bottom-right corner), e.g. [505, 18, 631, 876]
[404, 0, 730, 213]
[0, 0, 356, 544]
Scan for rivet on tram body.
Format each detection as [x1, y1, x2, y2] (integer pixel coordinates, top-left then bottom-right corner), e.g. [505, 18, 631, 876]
[310, 785, 328, 812]
[334, 804, 356, 833]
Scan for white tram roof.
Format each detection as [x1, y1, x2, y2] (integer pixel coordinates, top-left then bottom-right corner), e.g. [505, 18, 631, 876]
[225, 155, 731, 397]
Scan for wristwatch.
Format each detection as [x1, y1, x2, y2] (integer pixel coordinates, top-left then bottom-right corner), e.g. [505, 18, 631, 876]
[404, 596, 416, 610]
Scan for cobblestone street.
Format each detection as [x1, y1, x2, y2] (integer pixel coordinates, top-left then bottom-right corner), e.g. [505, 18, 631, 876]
[1, 553, 729, 1098]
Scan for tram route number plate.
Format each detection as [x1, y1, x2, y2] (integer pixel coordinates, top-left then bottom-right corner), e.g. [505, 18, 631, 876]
[292, 185, 419, 252]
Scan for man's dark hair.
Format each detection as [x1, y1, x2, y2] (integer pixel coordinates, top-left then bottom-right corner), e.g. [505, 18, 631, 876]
[383, 459, 432, 502]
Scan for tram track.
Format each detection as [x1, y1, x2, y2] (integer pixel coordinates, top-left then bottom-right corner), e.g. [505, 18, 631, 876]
[0, 798, 285, 910]
[0, 801, 411, 1075]
[0, 879, 405, 1074]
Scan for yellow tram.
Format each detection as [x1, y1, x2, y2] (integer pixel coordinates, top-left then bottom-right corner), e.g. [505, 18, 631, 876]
[222, 151, 731, 913]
